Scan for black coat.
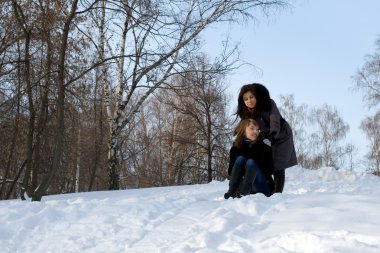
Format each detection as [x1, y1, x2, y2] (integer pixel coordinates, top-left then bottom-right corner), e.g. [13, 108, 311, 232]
[245, 99, 298, 171]
[228, 140, 274, 182]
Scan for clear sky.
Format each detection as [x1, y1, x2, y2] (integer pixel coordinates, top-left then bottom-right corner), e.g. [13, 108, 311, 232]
[203, 0, 380, 161]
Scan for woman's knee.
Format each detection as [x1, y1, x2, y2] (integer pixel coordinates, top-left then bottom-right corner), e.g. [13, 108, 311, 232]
[246, 159, 258, 170]
[234, 156, 247, 167]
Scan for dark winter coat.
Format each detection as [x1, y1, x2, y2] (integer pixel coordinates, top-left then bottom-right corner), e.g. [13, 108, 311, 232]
[244, 99, 298, 171]
[228, 140, 274, 183]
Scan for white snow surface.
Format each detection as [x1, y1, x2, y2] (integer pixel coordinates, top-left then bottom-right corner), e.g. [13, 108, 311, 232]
[1, 166, 380, 253]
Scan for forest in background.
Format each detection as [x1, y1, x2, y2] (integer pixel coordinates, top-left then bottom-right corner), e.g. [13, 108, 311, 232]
[0, 0, 379, 201]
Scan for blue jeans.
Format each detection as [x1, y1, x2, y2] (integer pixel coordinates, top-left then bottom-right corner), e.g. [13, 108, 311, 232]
[230, 156, 271, 197]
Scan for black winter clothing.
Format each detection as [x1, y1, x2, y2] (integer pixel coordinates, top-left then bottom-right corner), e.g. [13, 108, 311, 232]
[228, 140, 274, 192]
[273, 170, 285, 193]
[244, 99, 297, 171]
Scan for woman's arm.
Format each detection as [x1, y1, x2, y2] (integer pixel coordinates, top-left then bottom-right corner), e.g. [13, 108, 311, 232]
[228, 146, 238, 176]
[268, 99, 282, 141]
[256, 142, 273, 175]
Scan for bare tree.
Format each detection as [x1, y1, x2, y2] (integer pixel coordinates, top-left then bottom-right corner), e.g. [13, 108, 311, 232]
[30, 0, 83, 201]
[11, 0, 36, 200]
[0, 2, 25, 198]
[278, 94, 309, 168]
[353, 37, 380, 109]
[121, 50, 234, 187]
[2, 0, 107, 200]
[353, 36, 380, 175]
[0, 0, 289, 200]
[343, 143, 359, 172]
[164, 54, 233, 183]
[1, 0, 67, 199]
[309, 104, 349, 168]
[94, 0, 288, 189]
[360, 112, 380, 174]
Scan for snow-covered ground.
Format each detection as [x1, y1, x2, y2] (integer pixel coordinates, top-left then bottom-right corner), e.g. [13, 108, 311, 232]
[1, 166, 380, 253]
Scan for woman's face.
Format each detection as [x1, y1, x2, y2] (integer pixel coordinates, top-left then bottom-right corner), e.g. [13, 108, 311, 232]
[242, 91, 256, 109]
[245, 123, 260, 141]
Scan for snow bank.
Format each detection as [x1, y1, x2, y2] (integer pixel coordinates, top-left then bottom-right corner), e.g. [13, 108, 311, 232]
[1, 166, 380, 253]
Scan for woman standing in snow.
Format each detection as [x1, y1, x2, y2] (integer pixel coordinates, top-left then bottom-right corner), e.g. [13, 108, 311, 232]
[224, 119, 274, 199]
[235, 83, 297, 193]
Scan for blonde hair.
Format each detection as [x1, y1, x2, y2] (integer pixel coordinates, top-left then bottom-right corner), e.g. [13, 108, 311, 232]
[233, 119, 260, 148]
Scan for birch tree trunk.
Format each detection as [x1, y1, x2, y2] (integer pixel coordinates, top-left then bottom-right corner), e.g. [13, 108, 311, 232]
[97, 0, 288, 189]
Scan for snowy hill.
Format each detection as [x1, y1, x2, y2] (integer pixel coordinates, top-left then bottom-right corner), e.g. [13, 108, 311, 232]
[1, 166, 380, 253]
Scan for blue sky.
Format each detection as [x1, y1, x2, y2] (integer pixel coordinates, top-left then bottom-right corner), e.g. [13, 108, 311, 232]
[203, 0, 380, 162]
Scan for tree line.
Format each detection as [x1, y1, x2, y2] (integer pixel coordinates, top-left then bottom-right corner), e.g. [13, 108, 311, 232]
[0, 0, 290, 200]
[0, 0, 379, 201]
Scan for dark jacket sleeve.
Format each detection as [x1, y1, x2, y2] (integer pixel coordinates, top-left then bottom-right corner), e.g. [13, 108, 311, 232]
[268, 99, 282, 141]
[257, 142, 274, 178]
[228, 146, 238, 176]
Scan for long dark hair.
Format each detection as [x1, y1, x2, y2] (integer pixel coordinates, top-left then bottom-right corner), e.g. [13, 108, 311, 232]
[236, 83, 272, 119]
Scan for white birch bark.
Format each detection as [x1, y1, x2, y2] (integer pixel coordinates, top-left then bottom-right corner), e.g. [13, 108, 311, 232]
[99, 0, 288, 189]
